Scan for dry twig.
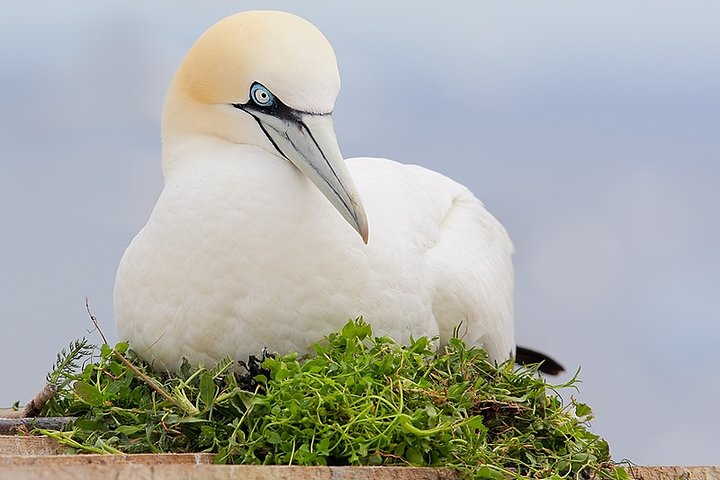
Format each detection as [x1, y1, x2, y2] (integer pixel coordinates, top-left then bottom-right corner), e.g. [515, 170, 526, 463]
[0, 383, 56, 418]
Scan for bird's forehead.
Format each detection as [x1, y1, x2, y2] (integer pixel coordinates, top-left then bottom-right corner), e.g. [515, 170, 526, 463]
[179, 11, 340, 113]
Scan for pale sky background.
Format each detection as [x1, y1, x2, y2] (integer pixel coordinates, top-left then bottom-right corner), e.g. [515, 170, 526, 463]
[1, 0, 718, 466]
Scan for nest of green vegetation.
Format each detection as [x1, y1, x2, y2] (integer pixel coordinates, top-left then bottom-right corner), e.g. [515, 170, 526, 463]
[37, 318, 627, 480]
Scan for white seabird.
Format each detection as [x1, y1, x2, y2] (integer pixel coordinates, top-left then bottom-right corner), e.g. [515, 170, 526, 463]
[114, 11, 559, 373]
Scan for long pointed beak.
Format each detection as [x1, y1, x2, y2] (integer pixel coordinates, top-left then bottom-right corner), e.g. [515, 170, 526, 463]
[249, 110, 369, 244]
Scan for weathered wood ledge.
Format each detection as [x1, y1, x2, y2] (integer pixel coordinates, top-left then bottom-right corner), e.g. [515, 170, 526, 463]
[1, 435, 718, 480]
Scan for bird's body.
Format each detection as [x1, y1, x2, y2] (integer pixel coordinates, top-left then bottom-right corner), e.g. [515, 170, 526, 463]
[114, 11, 518, 372]
[116, 141, 514, 370]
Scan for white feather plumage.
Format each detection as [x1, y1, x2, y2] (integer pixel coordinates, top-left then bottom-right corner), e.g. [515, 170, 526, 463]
[114, 11, 515, 371]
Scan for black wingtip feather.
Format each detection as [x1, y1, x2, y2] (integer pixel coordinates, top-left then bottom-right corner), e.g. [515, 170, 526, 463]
[515, 346, 565, 375]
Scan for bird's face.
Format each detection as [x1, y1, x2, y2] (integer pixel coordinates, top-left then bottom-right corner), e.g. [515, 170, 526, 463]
[163, 10, 368, 243]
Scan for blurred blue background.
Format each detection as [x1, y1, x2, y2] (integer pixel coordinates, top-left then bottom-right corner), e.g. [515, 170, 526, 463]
[1, 1, 718, 465]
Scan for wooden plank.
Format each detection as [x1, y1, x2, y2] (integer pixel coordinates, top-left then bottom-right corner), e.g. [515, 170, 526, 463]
[0, 452, 216, 465]
[629, 466, 720, 480]
[2, 436, 719, 480]
[0, 464, 461, 480]
[0, 464, 718, 480]
[0, 435, 62, 455]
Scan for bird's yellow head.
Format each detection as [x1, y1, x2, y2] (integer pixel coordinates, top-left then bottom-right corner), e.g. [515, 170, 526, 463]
[163, 11, 368, 243]
[174, 11, 339, 114]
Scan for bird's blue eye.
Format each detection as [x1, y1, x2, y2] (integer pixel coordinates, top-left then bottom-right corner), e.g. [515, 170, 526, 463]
[250, 83, 274, 107]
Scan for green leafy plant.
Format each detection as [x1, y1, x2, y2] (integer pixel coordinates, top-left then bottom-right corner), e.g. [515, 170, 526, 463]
[39, 318, 627, 479]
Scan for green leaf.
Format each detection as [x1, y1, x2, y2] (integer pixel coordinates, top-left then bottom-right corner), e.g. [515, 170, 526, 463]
[199, 372, 216, 408]
[316, 436, 330, 455]
[198, 425, 217, 447]
[464, 415, 486, 431]
[476, 466, 506, 480]
[116, 425, 144, 436]
[266, 431, 282, 445]
[73, 381, 103, 406]
[612, 466, 631, 480]
[73, 418, 106, 431]
[341, 317, 371, 341]
[424, 404, 438, 418]
[100, 344, 112, 359]
[575, 402, 592, 417]
[114, 341, 129, 355]
[405, 446, 424, 466]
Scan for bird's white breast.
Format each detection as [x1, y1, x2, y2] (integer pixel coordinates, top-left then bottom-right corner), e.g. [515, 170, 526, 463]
[114, 140, 513, 370]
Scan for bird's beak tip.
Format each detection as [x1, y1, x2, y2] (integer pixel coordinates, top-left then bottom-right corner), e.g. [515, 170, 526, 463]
[354, 209, 369, 244]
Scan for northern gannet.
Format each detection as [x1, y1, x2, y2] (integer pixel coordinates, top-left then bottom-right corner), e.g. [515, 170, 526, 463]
[114, 11, 562, 374]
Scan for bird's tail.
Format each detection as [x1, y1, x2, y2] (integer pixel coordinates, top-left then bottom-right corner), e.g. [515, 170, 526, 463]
[515, 346, 565, 375]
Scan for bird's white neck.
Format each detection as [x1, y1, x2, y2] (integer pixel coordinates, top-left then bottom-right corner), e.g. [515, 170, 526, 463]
[161, 132, 289, 182]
